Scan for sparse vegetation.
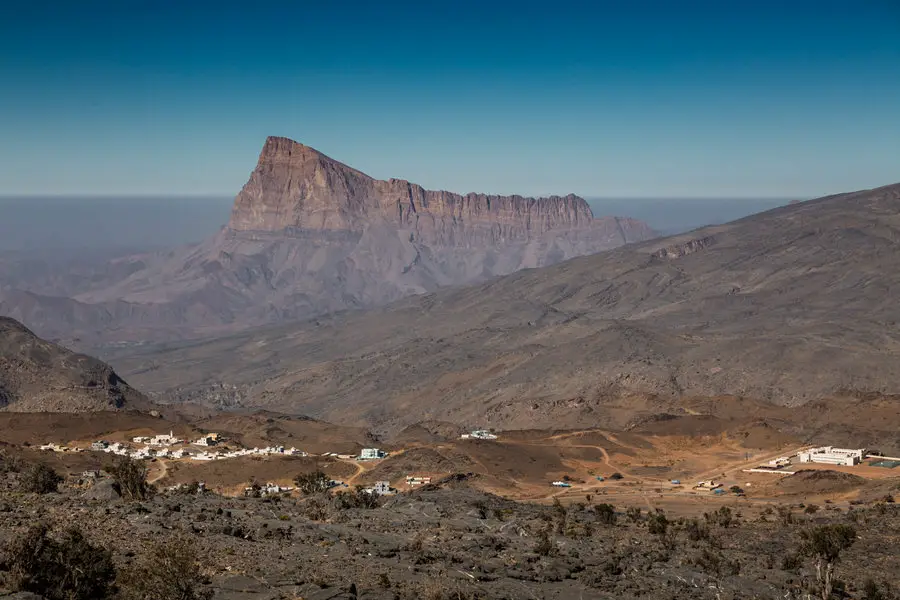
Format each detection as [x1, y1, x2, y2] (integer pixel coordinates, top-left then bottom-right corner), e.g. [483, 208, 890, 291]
[333, 486, 380, 509]
[108, 455, 152, 501]
[594, 503, 616, 525]
[626, 506, 642, 522]
[863, 579, 895, 600]
[119, 535, 212, 600]
[533, 527, 554, 556]
[799, 524, 856, 600]
[19, 462, 63, 494]
[293, 470, 332, 495]
[704, 506, 733, 528]
[1, 523, 116, 600]
[647, 510, 669, 536]
[683, 518, 710, 542]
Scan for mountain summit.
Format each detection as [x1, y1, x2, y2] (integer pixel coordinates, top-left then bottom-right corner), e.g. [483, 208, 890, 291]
[229, 136, 633, 245]
[0, 138, 656, 345]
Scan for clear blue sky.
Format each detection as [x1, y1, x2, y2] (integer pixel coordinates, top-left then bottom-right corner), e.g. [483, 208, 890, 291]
[1, 0, 898, 198]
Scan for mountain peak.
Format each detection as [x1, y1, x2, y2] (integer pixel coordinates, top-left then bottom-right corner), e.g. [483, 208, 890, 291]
[228, 136, 637, 243]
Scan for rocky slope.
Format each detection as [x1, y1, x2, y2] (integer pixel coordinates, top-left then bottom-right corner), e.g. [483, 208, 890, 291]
[0, 137, 655, 346]
[0, 316, 149, 412]
[109, 182, 900, 434]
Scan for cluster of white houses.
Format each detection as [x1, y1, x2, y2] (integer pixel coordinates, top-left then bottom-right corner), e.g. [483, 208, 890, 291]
[40, 434, 389, 465]
[460, 429, 498, 440]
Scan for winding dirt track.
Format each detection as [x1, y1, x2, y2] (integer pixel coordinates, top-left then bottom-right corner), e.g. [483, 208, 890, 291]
[148, 459, 169, 484]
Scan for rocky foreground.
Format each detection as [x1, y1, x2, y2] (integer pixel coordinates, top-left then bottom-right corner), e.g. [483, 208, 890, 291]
[1, 453, 898, 600]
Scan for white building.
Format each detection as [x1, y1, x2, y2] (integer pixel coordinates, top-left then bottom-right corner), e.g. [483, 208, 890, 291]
[149, 431, 179, 446]
[798, 446, 865, 466]
[461, 429, 498, 440]
[263, 482, 293, 495]
[768, 457, 792, 468]
[371, 481, 391, 495]
[405, 475, 431, 486]
[359, 448, 386, 460]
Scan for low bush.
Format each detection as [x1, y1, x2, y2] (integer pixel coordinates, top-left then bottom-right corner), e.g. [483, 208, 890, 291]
[119, 535, 212, 600]
[107, 456, 152, 501]
[1, 523, 116, 600]
[19, 463, 63, 494]
[333, 486, 380, 510]
[594, 503, 617, 526]
[294, 470, 332, 495]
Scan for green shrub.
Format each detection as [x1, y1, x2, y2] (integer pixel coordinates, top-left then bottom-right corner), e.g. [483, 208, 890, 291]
[648, 510, 669, 536]
[293, 470, 332, 495]
[2, 523, 116, 600]
[19, 463, 63, 494]
[594, 503, 617, 525]
[107, 456, 152, 501]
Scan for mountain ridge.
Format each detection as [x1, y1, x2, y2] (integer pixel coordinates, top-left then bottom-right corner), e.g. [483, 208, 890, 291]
[106, 182, 900, 434]
[0, 315, 150, 412]
[229, 136, 638, 248]
[0, 137, 656, 346]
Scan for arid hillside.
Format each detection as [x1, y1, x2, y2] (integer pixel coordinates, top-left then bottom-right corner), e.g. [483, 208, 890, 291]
[109, 183, 900, 434]
[0, 316, 149, 412]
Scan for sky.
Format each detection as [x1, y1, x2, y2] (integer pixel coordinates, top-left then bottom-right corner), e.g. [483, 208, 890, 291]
[1, 0, 898, 198]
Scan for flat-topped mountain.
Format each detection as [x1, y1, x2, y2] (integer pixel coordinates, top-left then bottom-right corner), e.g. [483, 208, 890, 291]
[229, 136, 635, 244]
[109, 182, 900, 436]
[0, 316, 148, 412]
[0, 137, 656, 345]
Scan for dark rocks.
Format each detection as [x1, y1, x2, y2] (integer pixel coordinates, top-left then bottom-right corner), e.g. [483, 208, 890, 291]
[82, 480, 121, 502]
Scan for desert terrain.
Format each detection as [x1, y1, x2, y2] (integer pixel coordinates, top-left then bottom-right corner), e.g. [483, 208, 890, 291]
[2, 408, 900, 599]
[6, 408, 899, 515]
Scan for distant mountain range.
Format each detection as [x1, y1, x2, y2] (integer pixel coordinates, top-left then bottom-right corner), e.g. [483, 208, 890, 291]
[0, 137, 656, 346]
[107, 183, 900, 439]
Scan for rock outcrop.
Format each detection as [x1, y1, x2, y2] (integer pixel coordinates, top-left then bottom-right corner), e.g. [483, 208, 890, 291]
[229, 136, 633, 246]
[0, 137, 657, 346]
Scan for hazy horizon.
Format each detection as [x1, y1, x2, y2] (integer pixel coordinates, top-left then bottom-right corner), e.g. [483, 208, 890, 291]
[0, 195, 796, 252]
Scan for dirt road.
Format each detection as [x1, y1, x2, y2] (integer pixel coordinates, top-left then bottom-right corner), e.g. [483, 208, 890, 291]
[148, 459, 169, 484]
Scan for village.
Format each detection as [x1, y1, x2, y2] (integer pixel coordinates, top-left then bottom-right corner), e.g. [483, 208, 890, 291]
[38, 430, 392, 463]
[35, 427, 491, 499]
[32, 423, 900, 513]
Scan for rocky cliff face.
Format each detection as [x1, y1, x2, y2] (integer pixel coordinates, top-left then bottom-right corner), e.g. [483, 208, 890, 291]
[0, 137, 657, 346]
[229, 136, 651, 246]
